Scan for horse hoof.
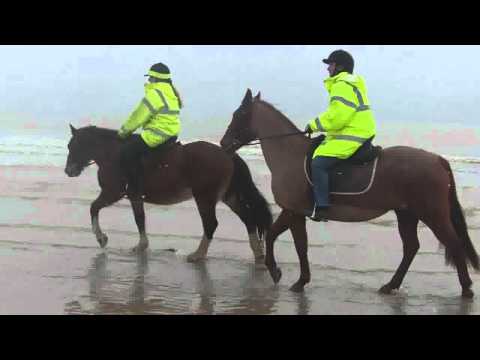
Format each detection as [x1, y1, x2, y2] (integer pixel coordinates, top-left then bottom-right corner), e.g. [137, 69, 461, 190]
[289, 282, 305, 293]
[462, 288, 474, 299]
[187, 253, 205, 263]
[378, 284, 394, 295]
[97, 233, 108, 248]
[132, 243, 148, 253]
[270, 268, 282, 284]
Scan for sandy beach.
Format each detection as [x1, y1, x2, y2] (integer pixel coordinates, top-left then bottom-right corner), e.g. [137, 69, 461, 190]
[0, 163, 479, 315]
[2, 45, 480, 315]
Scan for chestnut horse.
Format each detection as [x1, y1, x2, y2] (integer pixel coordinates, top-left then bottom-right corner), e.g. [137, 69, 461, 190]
[220, 89, 478, 298]
[65, 125, 272, 262]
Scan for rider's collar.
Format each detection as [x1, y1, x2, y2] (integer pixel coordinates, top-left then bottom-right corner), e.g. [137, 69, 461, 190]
[323, 72, 358, 91]
[144, 82, 170, 91]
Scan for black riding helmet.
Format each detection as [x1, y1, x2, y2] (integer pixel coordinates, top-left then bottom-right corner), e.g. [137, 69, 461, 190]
[323, 50, 354, 74]
[145, 63, 172, 82]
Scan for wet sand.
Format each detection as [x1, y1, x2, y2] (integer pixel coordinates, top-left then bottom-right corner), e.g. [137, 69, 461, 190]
[1, 165, 480, 315]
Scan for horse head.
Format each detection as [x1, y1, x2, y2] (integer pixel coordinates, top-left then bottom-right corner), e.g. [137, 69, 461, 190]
[220, 89, 262, 153]
[65, 124, 98, 177]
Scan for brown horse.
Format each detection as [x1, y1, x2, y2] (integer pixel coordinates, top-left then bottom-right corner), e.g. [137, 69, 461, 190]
[220, 89, 479, 298]
[64, 125, 272, 262]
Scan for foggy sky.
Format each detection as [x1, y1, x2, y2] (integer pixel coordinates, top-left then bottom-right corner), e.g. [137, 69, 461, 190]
[0, 45, 478, 134]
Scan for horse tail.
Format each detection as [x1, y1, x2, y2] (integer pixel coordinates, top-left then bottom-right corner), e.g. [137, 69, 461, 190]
[224, 153, 273, 239]
[440, 157, 479, 270]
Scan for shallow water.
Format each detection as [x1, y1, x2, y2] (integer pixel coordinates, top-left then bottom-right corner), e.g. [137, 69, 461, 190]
[1, 237, 478, 315]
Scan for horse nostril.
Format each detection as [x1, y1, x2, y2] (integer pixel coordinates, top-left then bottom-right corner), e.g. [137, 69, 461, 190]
[65, 164, 79, 177]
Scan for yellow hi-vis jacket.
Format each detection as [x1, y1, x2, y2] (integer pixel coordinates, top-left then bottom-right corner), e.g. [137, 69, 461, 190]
[119, 82, 181, 148]
[308, 72, 376, 159]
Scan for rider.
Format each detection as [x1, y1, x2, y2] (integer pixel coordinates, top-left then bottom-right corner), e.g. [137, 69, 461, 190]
[304, 50, 376, 221]
[118, 62, 182, 200]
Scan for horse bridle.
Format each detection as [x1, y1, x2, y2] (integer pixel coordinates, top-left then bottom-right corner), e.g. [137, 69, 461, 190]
[73, 159, 96, 172]
[225, 127, 310, 152]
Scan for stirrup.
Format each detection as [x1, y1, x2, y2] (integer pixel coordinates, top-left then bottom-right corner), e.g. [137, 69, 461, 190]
[309, 206, 329, 222]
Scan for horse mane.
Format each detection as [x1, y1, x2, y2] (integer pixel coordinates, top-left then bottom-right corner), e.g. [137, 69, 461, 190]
[78, 125, 126, 142]
[255, 99, 301, 132]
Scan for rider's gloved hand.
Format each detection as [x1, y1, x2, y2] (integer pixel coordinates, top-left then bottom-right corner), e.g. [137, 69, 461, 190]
[118, 127, 130, 140]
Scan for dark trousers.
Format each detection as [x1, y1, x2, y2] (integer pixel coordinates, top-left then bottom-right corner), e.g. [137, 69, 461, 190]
[119, 136, 153, 198]
[311, 156, 342, 208]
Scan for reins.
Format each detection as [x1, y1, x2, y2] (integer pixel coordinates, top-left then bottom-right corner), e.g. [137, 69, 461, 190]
[242, 130, 310, 146]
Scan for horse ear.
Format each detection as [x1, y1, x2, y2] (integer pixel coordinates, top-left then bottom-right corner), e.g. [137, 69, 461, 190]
[69, 124, 77, 135]
[254, 91, 261, 100]
[242, 89, 253, 106]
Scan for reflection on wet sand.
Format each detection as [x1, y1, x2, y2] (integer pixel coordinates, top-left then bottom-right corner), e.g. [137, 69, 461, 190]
[295, 292, 312, 315]
[378, 291, 476, 315]
[433, 298, 475, 315]
[379, 294, 408, 315]
[193, 262, 281, 315]
[86, 251, 185, 315]
[64, 251, 319, 315]
[66, 250, 480, 315]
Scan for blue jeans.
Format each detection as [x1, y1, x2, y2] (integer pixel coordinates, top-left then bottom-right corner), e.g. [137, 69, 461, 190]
[311, 156, 342, 208]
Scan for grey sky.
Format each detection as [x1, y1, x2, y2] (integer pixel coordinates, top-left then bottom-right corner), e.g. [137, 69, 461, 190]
[0, 45, 478, 137]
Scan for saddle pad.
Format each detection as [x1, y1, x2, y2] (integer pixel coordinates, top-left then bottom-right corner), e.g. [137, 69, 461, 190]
[304, 156, 379, 195]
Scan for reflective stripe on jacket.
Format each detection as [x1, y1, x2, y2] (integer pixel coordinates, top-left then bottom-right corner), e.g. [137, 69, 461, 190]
[308, 72, 376, 159]
[119, 82, 181, 148]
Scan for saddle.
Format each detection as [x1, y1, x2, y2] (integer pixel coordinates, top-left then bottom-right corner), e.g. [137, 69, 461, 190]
[305, 135, 382, 195]
[141, 136, 182, 168]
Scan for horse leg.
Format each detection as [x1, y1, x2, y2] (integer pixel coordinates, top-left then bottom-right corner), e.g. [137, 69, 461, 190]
[426, 221, 474, 298]
[187, 193, 218, 262]
[265, 210, 293, 284]
[129, 198, 149, 253]
[289, 214, 310, 293]
[379, 210, 419, 294]
[223, 195, 264, 262]
[90, 190, 123, 248]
